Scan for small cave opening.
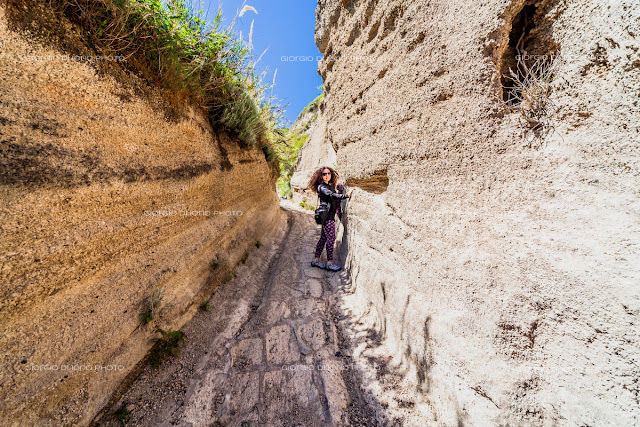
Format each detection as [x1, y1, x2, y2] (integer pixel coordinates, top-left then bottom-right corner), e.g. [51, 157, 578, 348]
[499, 1, 559, 104]
[346, 169, 389, 194]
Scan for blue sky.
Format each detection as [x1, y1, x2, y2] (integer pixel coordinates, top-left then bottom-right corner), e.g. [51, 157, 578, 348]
[202, 1, 323, 125]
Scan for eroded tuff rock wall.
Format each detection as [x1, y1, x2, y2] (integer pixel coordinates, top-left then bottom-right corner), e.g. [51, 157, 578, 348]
[290, 109, 336, 207]
[0, 8, 282, 425]
[315, 0, 639, 424]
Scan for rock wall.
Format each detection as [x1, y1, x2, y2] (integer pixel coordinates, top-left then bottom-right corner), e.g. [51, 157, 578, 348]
[315, 0, 639, 425]
[289, 95, 335, 208]
[0, 8, 283, 425]
[290, 110, 337, 208]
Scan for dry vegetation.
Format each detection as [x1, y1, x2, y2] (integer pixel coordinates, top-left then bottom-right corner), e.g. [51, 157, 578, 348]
[502, 54, 561, 147]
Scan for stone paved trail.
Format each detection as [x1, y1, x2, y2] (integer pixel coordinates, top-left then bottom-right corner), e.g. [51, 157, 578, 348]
[96, 207, 382, 426]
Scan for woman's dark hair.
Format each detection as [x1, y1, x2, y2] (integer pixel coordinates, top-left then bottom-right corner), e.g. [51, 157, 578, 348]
[307, 166, 338, 193]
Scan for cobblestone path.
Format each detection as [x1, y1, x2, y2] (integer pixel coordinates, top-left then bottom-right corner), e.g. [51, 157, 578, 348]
[97, 208, 380, 426]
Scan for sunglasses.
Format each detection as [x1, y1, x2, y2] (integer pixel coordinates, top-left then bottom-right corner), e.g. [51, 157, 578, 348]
[322, 172, 331, 176]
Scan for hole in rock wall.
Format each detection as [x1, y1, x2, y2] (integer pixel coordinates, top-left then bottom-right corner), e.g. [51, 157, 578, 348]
[346, 169, 389, 194]
[499, 0, 560, 103]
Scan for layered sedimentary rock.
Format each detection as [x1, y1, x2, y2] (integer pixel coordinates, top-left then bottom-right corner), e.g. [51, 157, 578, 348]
[290, 112, 336, 208]
[314, 0, 639, 424]
[0, 8, 282, 425]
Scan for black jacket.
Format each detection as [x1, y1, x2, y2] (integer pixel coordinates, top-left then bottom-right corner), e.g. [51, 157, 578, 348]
[317, 183, 349, 221]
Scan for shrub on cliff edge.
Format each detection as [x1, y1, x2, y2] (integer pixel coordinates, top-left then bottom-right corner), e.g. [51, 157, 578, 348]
[5, 0, 282, 157]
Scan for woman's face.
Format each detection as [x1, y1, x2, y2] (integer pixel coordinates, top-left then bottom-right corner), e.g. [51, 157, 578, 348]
[322, 169, 331, 184]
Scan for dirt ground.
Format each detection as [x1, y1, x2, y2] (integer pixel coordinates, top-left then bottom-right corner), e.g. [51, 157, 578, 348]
[95, 205, 391, 426]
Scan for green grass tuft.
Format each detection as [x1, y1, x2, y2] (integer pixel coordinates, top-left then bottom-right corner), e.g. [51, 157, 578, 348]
[262, 144, 278, 163]
[110, 403, 132, 426]
[6, 0, 284, 162]
[299, 200, 315, 211]
[149, 328, 185, 368]
[199, 297, 210, 312]
[220, 86, 265, 148]
[210, 258, 224, 271]
[139, 287, 164, 325]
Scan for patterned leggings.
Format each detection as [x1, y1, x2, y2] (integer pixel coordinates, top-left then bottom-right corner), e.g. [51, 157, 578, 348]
[314, 220, 336, 262]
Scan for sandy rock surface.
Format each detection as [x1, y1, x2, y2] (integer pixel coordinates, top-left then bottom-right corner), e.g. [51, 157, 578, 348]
[2, 0, 639, 425]
[0, 8, 280, 425]
[308, 0, 640, 424]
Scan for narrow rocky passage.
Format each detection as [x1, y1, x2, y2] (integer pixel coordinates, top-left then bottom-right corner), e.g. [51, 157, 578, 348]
[96, 207, 381, 427]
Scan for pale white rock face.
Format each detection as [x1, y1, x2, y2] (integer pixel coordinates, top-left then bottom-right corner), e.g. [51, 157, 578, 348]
[290, 114, 338, 206]
[312, 0, 640, 425]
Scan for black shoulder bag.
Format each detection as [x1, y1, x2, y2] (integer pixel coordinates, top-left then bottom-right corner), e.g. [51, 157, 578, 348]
[314, 185, 330, 225]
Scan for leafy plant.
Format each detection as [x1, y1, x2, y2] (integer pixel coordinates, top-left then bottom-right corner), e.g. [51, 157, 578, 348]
[149, 328, 185, 368]
[139, 311, 153, 324]
[240, 252, 249, 264]
[274, 128, 308, 197]
[272, 90, 322, 198]
[199, 297, 210, 312]
[255, 240, 262, 248]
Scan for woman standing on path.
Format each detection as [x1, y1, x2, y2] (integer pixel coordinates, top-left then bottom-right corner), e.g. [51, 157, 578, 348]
[308, 166, 353, 271]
